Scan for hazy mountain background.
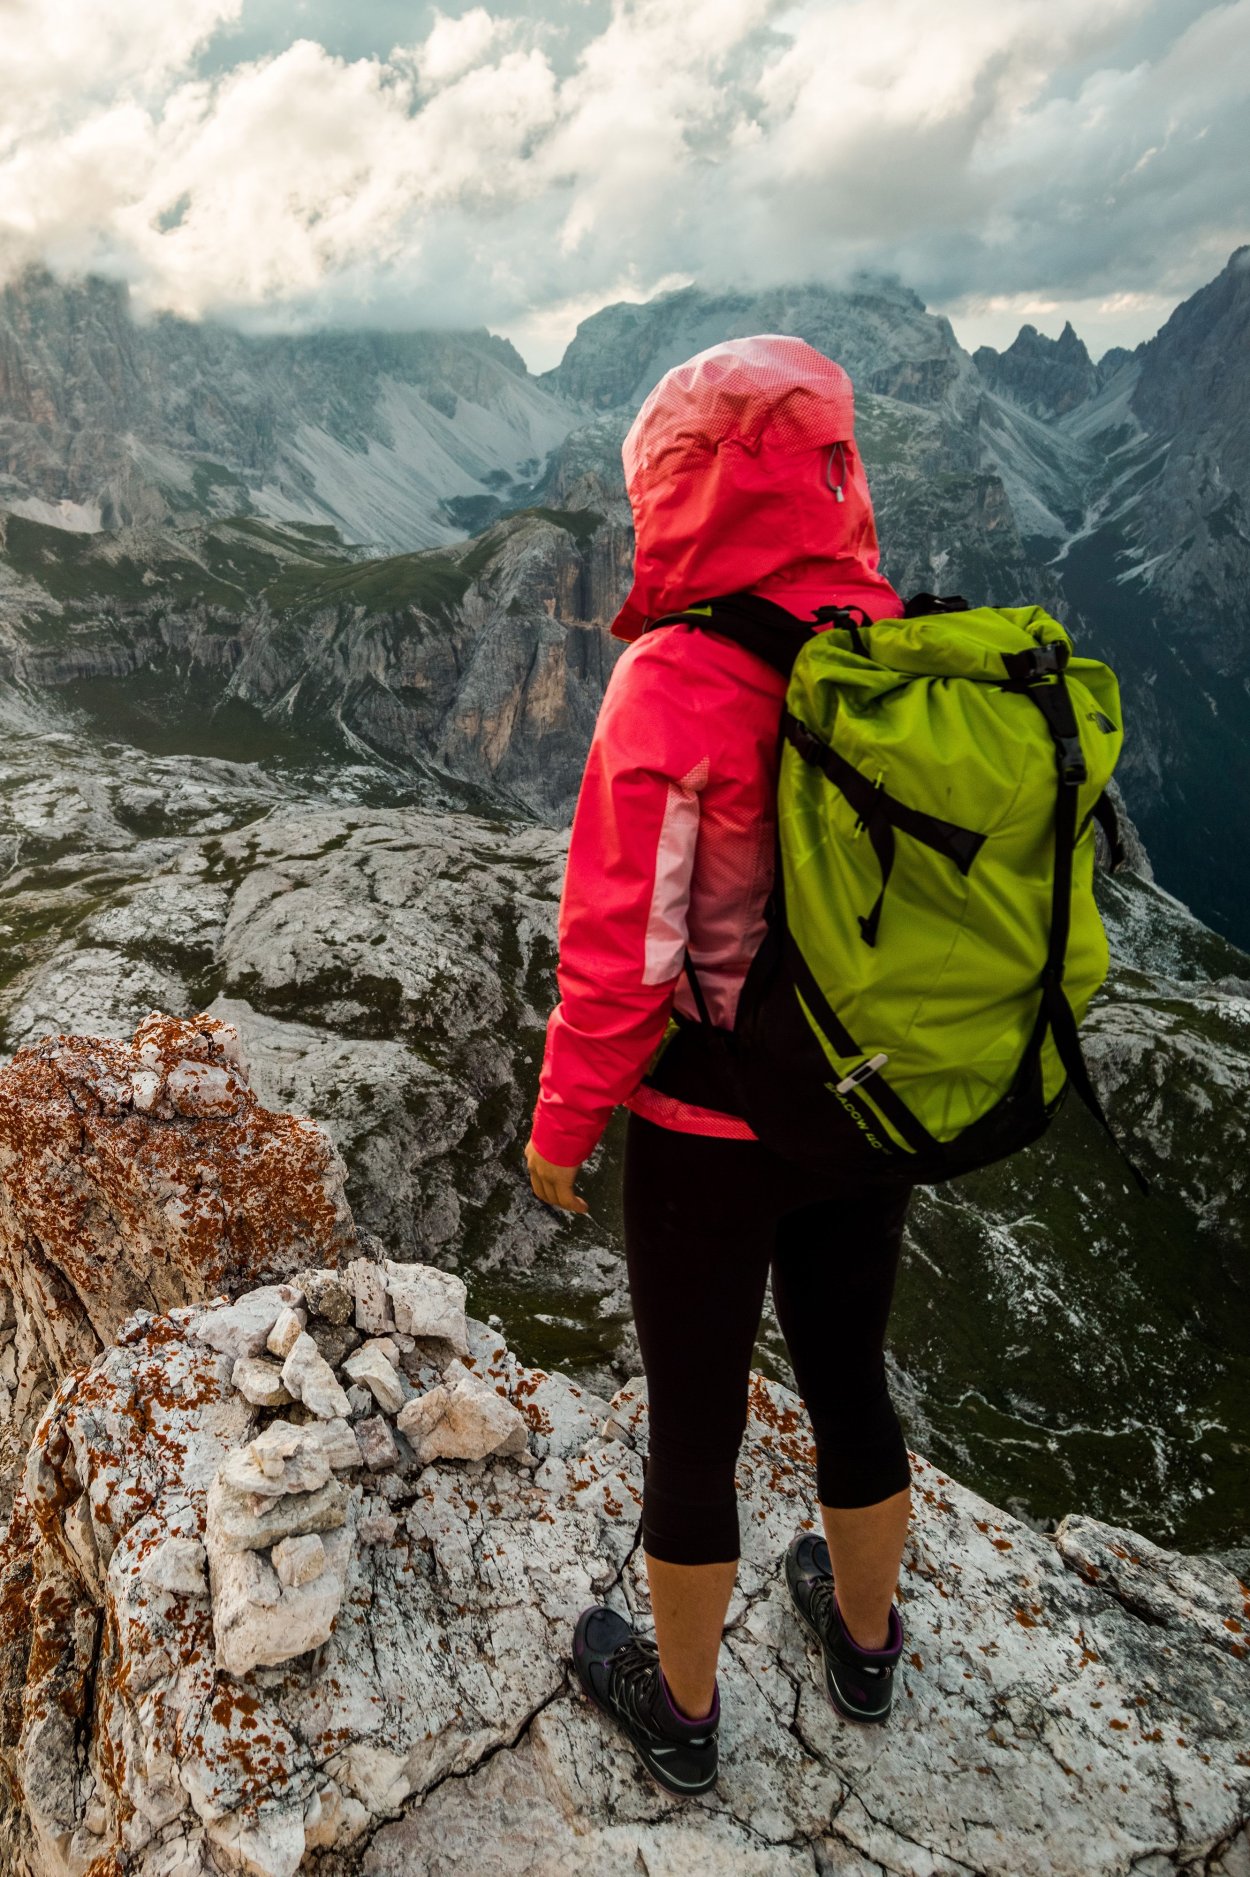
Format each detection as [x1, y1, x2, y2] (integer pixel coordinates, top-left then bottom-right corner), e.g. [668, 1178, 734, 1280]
[0, 253, 1247, 1557]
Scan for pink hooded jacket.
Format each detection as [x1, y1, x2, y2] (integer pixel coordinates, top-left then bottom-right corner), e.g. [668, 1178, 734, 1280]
[530, 335, 903, 1167]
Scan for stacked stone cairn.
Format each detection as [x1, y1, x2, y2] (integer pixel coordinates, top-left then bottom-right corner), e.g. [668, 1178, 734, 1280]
[196, 1261, 529, 1678]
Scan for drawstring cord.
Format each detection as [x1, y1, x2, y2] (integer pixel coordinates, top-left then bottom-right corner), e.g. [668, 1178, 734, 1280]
[826, 441, 847, 503]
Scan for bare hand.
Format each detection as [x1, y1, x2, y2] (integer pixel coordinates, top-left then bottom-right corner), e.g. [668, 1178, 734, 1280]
[524, 1139, 589, 1215]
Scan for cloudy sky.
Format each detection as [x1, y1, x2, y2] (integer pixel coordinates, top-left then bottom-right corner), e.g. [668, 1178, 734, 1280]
[3, 0, 1247, 368]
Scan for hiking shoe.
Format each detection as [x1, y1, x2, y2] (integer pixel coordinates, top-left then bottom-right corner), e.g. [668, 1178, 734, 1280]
[784, 1531, 903, 1724]
[572, 1605, 719, 1796]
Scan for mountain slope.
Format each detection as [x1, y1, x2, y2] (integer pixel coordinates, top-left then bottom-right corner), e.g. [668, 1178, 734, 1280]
[0, 269, 577, 549]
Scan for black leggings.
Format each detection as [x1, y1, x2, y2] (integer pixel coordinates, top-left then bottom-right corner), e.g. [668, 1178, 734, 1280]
[623, 1113, 913, 1566]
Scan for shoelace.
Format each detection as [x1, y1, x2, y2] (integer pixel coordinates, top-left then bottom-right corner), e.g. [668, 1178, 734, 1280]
[607, 1637, 667, 1733]
[808, 1574, 838, 1641]
[809, 1579, 890, 1675]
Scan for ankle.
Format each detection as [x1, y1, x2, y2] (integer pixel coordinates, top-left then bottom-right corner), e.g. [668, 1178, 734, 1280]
[660, 1669, 718, 1728]
[834, 1596, 899, 1657]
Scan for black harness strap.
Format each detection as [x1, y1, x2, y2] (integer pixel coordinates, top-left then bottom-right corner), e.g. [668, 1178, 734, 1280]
[784, 935, 939, 1159]
[1007, 649, 1149, 1194]
[1090, 791, 1126, 872]
[782, 711, 984, 946]
[643, 591, 816, 679]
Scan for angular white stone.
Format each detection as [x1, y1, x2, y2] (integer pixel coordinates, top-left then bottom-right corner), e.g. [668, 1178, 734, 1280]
[309, 1417, 363, 1471]
[166, 1058, 242, 1117]
[347, 1257, 395, 1335]
[231, 1355, 292, 1408]
[220, 1421, 333, 1499]
[396, 1361, 528, 1465]
[359, 1335, 401, 1367]
[281, 1332, 351, 1420]
[273, 1533, 326, 1589]
[212, 1525, 352, 1676]
[266, 1305, 307, 1360]
[383, 1261, 468, 1354]
[207, 1472, 350, 1553]
[129, 1067, 163, 1114]
[193, 1286, 302, 1361]
[137, 1534, 209, 1597]
[342, 1344, 405, 1415]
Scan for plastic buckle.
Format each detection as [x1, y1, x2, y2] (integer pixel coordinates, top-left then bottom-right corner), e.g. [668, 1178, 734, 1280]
[1057, 736, 1088, 786]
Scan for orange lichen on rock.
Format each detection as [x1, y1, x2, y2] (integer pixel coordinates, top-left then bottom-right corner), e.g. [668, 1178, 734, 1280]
[0, 1012, 357, 1500]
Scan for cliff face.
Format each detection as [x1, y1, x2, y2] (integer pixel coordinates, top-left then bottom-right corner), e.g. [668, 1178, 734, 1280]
[0, 1015, 1245, 1877]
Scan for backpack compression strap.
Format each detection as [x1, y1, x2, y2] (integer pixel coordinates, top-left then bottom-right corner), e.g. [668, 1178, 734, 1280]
[1001, 644, 1148, 1195]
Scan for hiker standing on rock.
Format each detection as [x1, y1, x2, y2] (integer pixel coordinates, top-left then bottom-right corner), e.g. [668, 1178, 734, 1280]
[526, 336, 913, 1793]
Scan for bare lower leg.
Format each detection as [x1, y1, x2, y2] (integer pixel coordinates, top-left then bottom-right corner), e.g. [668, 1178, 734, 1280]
[820, 1485, 911, 1651]
[644, 1553, 738, 1720]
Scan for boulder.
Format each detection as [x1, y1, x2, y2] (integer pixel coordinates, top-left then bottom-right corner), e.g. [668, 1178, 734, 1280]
[0, 1011, 355, 1514]
[2, 1305, 1248, 1877]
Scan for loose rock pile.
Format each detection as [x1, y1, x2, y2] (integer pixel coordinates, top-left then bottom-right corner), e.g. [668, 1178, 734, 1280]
[195, 1260, 527, 1680]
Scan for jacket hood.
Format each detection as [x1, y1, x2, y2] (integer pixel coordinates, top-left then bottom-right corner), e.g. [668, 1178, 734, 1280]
[610, 333, 902, 641]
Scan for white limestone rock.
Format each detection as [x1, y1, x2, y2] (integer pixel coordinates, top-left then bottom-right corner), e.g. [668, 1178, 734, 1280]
[272, 1533, 326, 1589]
[219, 1422, 333, 1499]
[383, 1260, 469, 1354]
[396, 1359, 528, 1465]
[6, 1278, 1250, 1877]
[193, 1285, 303, 1361]
[309, 1417, 363, 1471]
[342, 1343, 405, 1414]
[281, 1331, 351, 1420]
[265, 1305, 307, 1359]
[206, 1471, 350, 1554]
[346, 1256, 395, 1335]
[230, 1355, 292, 1409]
[211, 1523, 353, 1676]
[137, 1534, 209, 1598]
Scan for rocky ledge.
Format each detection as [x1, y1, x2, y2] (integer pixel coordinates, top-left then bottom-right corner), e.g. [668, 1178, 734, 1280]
[0, 1018, 1245, 1877]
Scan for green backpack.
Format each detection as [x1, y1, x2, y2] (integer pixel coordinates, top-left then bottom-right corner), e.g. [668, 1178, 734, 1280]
[646, 592, 1143, 1189]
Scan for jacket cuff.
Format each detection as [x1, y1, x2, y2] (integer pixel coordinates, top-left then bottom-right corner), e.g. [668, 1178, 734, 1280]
[529, 1103, 602, 1169]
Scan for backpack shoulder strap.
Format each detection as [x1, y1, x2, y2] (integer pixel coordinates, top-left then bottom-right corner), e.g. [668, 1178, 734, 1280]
[642, 591, 817, 679]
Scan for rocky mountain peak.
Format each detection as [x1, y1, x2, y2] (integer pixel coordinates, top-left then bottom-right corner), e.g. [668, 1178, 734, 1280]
[543, 275, 972, 416]
[973, 318, 1098, 417]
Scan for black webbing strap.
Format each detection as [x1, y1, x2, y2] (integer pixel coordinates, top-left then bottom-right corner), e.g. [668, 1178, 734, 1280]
[681, 949, 714, 1027]
[783, 711, 984, 946]
[1090, 792, 1126, 872]
[811, 602, 872, 657]
[1010, 660, 1149, 1194]
[644, 592, 816, 679]
[784, 934, 939, 1159]
[902, 593, 969, 618]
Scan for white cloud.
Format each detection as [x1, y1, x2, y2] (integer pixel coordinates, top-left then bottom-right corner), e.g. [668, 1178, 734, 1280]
[0, 0, 1245, 361]
[413, 7, 509, 89]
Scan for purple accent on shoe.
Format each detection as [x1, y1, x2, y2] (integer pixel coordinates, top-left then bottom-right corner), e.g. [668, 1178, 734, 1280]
[833, 1596, 903, 1660]
[660, 1670, 720, 1730]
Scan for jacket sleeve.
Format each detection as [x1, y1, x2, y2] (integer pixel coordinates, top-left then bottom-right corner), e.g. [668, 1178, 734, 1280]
[530, 635, 710, 1166]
